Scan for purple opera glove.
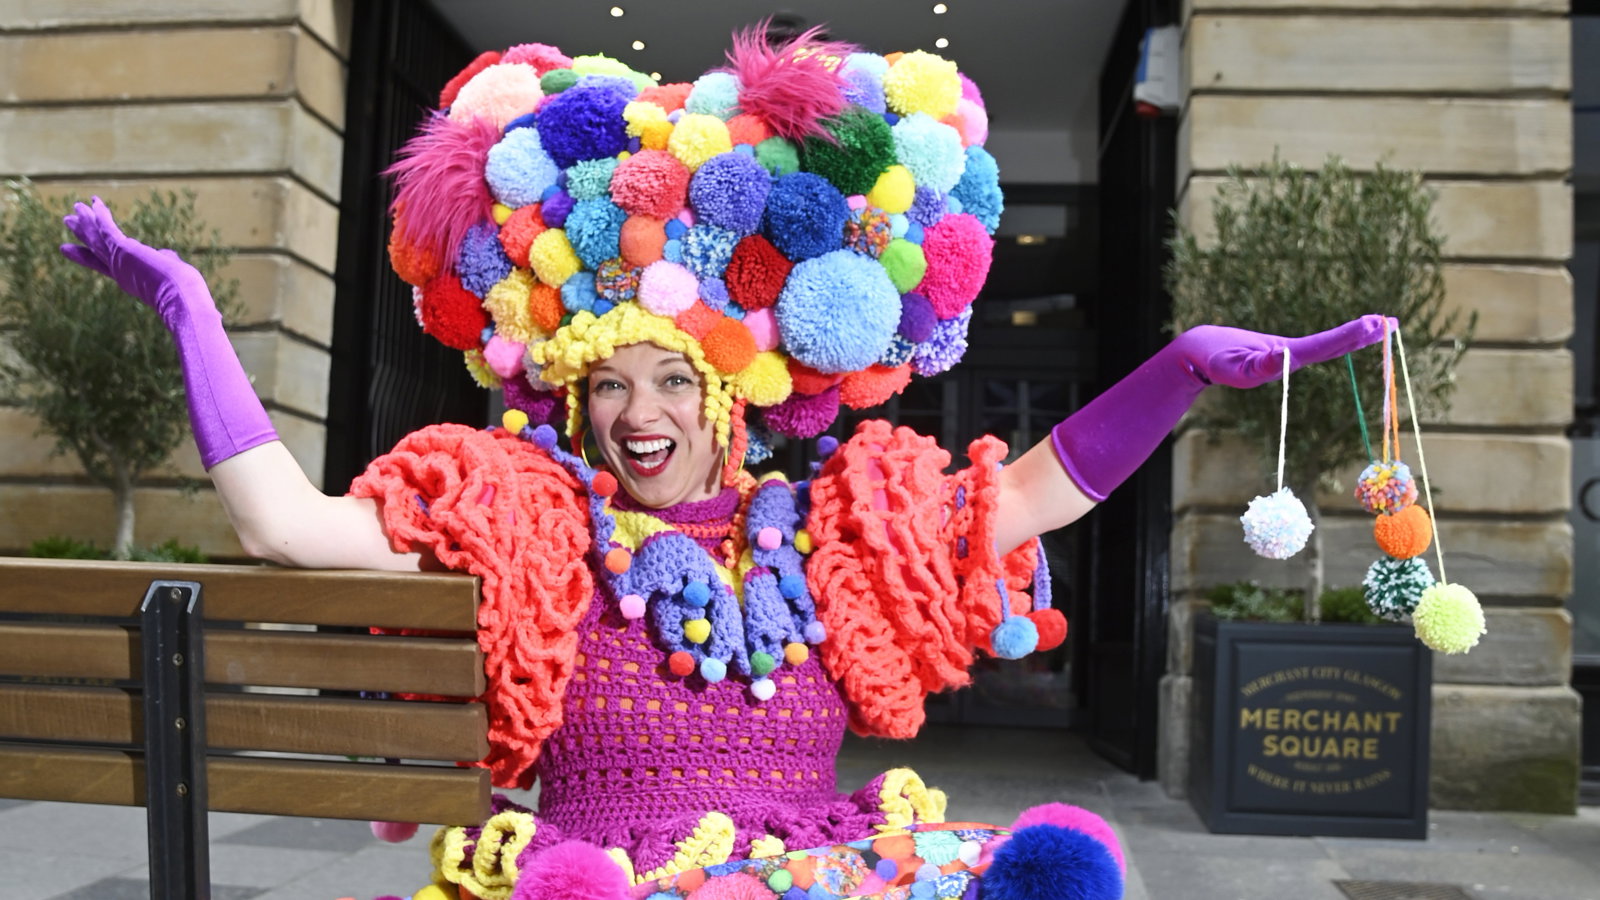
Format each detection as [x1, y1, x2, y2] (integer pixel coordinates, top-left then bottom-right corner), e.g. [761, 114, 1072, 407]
[1050, 315, 1395, 502]
[61, 197, 277, 469]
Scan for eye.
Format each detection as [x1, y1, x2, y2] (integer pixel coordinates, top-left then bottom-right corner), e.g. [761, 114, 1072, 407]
[591, 378, 625, 396]
[662, 372, 698, 391]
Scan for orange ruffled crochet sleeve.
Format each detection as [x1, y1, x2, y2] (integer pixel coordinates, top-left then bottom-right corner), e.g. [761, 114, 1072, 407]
[806, 419, 1041, 739]
[348, 423, 593, 789]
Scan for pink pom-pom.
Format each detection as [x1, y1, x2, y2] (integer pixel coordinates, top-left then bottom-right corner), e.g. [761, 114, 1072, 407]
[369, 820, 419, 843]
[447, 63, 544, 130]
[743, 307, 780, 351]
[680, 872, 772, 900]
[917, 212, 994, 319]
[637, 261, 700, 317]
[762, 387, 840, 438]
[483, 334, 527, 379]
[619, 594, 647, 620]
[611, 150, 691, 219]
[386, 114, 501, 271]
[722, 23, 856, 142]
[959, 72, 985, 106]
[757, 526, 783, 550]
[501, 43, 573, 75]
[511, 840, 632, 900]
[1012, 803, 1125, 874]
[953, 97, 989, 146]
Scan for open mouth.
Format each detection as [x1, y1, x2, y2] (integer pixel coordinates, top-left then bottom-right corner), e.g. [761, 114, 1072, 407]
[623, 436, 676, 475]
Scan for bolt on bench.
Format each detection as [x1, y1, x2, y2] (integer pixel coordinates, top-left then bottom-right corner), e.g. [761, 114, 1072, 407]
[0, 557, 492, 900]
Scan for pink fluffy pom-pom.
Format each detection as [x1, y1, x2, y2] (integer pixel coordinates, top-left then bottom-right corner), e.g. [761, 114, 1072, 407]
[679, 872, 772, 899]
[511, 840, 631, 900]
[368, 820, 419, 843]
[447, 63, 544, 130]
[1012, 803, 1125, 874]
[762, 386, 840, 438]
[637, 260, 700, 317]
[483, 334, 527, 379]
[501, 42, 573, 75]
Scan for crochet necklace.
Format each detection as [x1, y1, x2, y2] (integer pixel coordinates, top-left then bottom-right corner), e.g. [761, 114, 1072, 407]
[501, 413, 827, 701]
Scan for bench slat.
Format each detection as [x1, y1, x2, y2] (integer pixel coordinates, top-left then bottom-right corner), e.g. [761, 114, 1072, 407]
[0, 684, 489, 761]
[0, 622, 485, 696]
[0, 743, 492, 824]
[0, 558, 479, 631]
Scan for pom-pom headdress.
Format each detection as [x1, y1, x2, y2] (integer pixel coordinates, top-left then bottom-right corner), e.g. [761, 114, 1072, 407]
[386, 26, 1003, 467]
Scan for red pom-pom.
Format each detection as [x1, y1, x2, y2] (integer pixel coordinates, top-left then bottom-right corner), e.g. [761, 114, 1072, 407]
[674, 301, 722, 341]
[636, 82, 693, 113]
[838, 364, 912, 409]
[725, 235, 793, 310]
[620, 215, 667, 267]
[1028, 609, 1068, 652]
[726, 113, 774, 147]
[701, 318, 757, 373]
[668, 651, 696, 677]
[530, 282, 564, 334]
[419, 272, 490, 351]
[388, 223, 440, 287]
[591, 470, 618, 498]
[440, 51, 502, 108]
[499, 204, 545, 268]
[610, 150, 691, 219]
[787, 359, 843, 395]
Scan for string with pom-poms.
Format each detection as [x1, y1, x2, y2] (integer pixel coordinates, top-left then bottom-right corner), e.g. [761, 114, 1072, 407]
[1240, 346, 1315, 559]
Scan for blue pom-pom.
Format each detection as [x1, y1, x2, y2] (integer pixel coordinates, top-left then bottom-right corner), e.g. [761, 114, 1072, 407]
[535, 80, 633, 168]
[779, 574, 807, 599]
[888, 213, 911, 239]
[480, 325, 496, 344]
[685, 71, 742, 119]
[565, 157, 620, 201]
[662, 239, 683, 263]
[951, 146, 1004, 234]
[504, 111, 538, 133]
[699, 657, 728, 683]
[682, 224, 740, 280]
[699, 277, 730, 311]
[905, 222, 924, 245]
[683, 580, 712, 607]
[561, 272, 598, 313]
[592, 298, 615, 316]
[776, 249, 900, 373]
[663, 219, 689, 240]
[816, 435, 839, 457]
[884, 112, 900, 126]
[485, 128, 561, 209]
[564, 198, 626, 269]
[983, 824, 1123, 900]
[892, 113, 967, 194]
[531, 424, 559, 450]
[991, 616, 1039, 660]
[733, 143, 756, 156]
[763, 173, 850, 262]
[690, 152, 772, 235]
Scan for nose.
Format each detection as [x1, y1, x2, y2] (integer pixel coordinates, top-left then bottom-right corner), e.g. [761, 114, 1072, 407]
[617, 383, 661, 428]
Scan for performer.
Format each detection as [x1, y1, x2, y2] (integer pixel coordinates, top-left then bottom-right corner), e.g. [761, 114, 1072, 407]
[61, 27, 1390, 900]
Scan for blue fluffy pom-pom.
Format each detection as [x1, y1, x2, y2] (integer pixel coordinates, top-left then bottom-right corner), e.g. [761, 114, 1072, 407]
[983, 824, 1124, 900]
[535, 80, 633, 168]
[776, 249, 900, 373]
[778, 574, 807, 599]
[763, 172, 850, 262]
[485, 127, 561, 209]
[690, 152, 772, 235]
[561, 272, 598, 313]
[951, 145, 1005, 235]
[991, 615, 1039, 660]
[564, 198, 626, 269]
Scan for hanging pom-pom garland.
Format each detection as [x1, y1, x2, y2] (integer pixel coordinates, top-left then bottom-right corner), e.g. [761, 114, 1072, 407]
[1240, 347, 1314, 559]
[1362, 556, 1435, 622]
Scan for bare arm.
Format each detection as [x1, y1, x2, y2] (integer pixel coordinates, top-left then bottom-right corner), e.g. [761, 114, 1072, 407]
[995, 439, 1097, 556]
[209, 442, 422, 571]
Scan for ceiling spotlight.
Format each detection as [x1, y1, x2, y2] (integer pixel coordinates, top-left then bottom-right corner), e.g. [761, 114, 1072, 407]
[935, 37, 949, 48]
[610, 6, 624, 16]
[632, 39, 646, 50]
[650, 72, 662, 81]
[933, 3, 948, 13]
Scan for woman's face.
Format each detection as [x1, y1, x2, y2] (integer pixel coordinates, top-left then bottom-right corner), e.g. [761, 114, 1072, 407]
[586, 342, 722, 509]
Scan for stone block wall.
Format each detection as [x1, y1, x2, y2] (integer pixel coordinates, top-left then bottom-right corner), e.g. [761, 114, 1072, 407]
[1163, 0, 1581, 812]
[0, 1, 352, 558]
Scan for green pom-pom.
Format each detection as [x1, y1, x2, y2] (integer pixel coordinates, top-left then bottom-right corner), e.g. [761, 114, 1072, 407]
[540, 68, 579, 95]
[755, 137, 801, 176]
[801, 106, 899, 196]
[1362, 556, 1435, 621]
[879, 238, 928, 293]
[750, 651, 777, 677]
[1412, 583, 1485, 654]
[565, 157, 620, 201]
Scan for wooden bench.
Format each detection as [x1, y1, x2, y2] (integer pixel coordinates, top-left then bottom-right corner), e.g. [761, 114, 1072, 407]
[0, 556, 492, 899]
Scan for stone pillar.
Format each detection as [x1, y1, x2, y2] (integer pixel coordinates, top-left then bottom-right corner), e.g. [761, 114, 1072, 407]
[1163, 0, 1581, 812]
[0, 1, 352, 558]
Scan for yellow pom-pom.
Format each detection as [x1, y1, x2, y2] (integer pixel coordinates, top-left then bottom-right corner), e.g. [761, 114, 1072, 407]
[867, 164, 916, 214]
[749, 835, 787, 859]
[624, 100, 669, 136]
[529, 228, 581, 287]
[1412, 582, 1486, 654]
[668, 113, 733, 172]
[684, 618, 711, 644]
[724, 351, 793, 407]
[463, 348, 501, 389]
[412, 885, 454, 900]
[883, 50, 962, 119]
[482, 268, 538, 343]
[640, 119, 674, 151]
[793, 530, 813, 555]
[501, 409, 529, 433]
[491, 203, 514, 225]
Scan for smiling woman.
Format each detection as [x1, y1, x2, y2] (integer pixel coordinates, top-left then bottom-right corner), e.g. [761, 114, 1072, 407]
[587, 343, 723, 508]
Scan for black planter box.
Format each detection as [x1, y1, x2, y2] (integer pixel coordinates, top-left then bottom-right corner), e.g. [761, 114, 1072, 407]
[1189, 613, 1432, 838]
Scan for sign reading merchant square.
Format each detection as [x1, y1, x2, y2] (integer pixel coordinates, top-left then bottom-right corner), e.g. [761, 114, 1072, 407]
[1189, 616, 1432, 838]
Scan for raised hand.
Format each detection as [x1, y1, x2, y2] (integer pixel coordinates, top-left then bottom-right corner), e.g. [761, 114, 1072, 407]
[1182, 315, 1396, 389]
[61, 196, 216, 328]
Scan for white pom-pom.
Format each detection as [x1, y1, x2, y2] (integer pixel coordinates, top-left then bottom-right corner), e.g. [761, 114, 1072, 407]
[1240, 487, 1314, 560]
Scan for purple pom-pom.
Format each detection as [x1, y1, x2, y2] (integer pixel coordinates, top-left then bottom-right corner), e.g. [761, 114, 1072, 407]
[764, 387, 841, 438]
[503, 378, 562, 426]
[908, 186, 948, 228]
[690, 152, 773, 235]
[804, 620, 827, 643]
[763, 172, 850, 262]
[542, 189, 575, 228]
[982, 824, 1123, 900]
[841, 68, 887, 114]
[455, 221, 513, 298]
[511, 839, 631, 900]
[534, 81, 633, 168]
[699, 277, 730, 311]
[531, 424, 559, 450]
[898, 292, 938, 342]
[911, 305, 972, 375]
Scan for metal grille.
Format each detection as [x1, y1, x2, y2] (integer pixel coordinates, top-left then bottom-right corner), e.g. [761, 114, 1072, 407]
[1334, 881, 1476, 900]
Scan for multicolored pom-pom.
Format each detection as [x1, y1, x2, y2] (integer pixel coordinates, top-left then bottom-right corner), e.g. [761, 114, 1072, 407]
[1362, 556, 1435, 621]
[1240, 487, 1314, 560]
[1355, 460, 1418, 514]
[1411, 582, 1486, 654]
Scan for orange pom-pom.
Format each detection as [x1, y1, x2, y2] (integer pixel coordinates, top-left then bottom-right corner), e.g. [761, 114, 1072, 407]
[726, 113, 774, 147]
[388, 227, 440, 287]
[787, 359, 842, 395]
[1028, 609, 1068, 652]
[604, 547, 633, 573]
[667, 651, 697, 678]
[838, 364, 912, 409]
[498, 204, 545, 268]
[529, 281, 564, 334]
[701, 318, 757, 373]
[1375, 504, 1432, 560]
[619, 215, 667, 267]
[674, 301, 721, 341]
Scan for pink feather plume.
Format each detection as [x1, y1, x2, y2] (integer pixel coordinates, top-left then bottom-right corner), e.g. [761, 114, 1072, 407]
[723, 21, 858, 143]
[385, 112, 500, 269]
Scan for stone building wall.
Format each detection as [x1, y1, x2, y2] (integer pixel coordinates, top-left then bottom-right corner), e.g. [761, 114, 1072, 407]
[0, 1, 352, 558]
[1162, 0, 1581, 812]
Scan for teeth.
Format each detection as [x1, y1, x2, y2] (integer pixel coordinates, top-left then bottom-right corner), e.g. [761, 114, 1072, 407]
[626, 438, 673, 454]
